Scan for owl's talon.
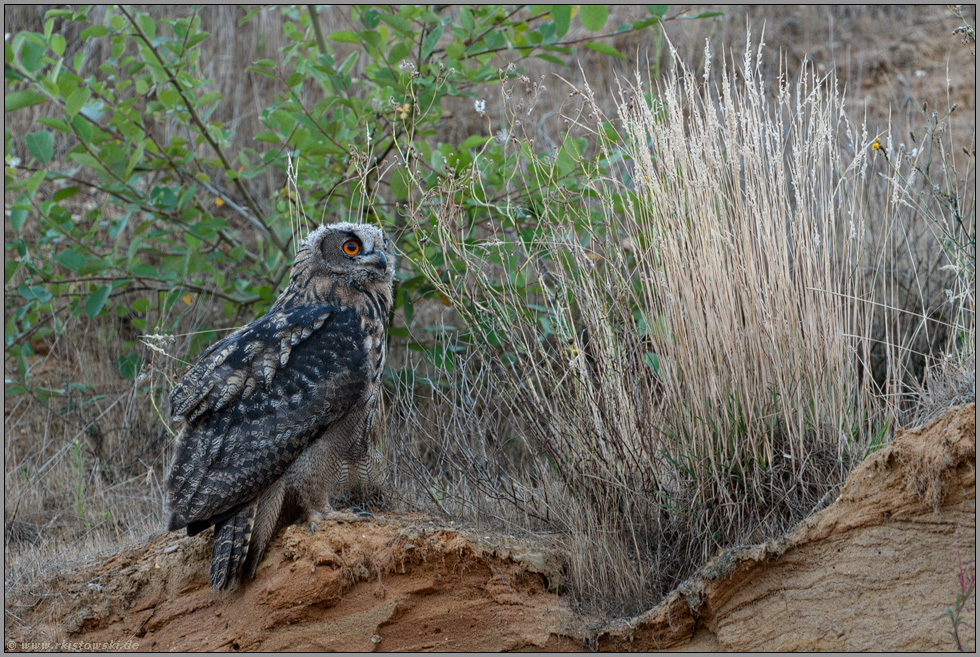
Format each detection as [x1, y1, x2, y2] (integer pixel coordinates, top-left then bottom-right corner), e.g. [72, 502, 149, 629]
[346, 505, 375, 519]
[310, 521, 318, 534]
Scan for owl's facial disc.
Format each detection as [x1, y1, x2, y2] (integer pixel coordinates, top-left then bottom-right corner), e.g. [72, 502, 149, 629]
[318, 225, 390, 280]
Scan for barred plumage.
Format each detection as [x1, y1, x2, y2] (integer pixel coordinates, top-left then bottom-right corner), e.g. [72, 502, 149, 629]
[166, 223, 394, 589]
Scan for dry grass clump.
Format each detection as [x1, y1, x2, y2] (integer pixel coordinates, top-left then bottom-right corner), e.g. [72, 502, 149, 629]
[390, 37, 972, 616]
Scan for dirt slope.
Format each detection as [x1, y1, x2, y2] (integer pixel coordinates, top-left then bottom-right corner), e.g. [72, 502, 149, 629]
[599, 402, 976, 652]
[4, 404, 975, 652]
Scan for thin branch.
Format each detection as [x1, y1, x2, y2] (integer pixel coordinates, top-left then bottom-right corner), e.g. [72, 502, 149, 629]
[307, 5, 328, 55]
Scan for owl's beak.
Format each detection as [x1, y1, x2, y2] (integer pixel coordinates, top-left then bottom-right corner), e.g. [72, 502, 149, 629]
[371, 250, 388, 271]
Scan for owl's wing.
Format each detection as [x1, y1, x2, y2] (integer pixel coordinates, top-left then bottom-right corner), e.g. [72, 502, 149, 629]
[166, 302, 365, 530]
[170, 304, 335, 425]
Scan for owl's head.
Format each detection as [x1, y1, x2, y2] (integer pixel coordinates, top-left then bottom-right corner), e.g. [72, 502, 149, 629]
[278, 222, 395, 309]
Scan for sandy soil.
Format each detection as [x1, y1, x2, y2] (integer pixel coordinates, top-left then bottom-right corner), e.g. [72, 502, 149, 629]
[5, 403, 974, 652]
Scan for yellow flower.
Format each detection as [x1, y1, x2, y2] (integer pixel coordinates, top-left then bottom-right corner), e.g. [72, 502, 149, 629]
[872, 138, 881, 151]
[215, 197, 225, 206]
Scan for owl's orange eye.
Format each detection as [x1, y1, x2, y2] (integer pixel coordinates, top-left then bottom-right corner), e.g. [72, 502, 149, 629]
[342, 239, 360, 255]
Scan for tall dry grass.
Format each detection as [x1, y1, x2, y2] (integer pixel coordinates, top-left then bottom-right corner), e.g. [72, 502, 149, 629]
[390, 37, 972, 616]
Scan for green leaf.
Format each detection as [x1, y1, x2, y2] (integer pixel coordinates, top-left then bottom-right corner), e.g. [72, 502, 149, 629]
[552, 6, 572, 38]
[53, 185, 79, 202]
[378, 13, 412, 36]
[329, 30, 361, 45]
[359, 7, 381, 29]
[239, 7, 263, 25]
[391, 167, 411, 201]
[24, 170, 46, 196]
[135, 13, 157, 41]
[37, 117, 71, 133]
[5, 260, 21, 285]
[632, 16, 662, 30]
[388, 41, 412, 66]
[535, 53, 567, 67]
[84, 285, 111, 319]
[5, 89, 47, 113]
[43, 9, 73, 20]
[79, 99, 104, 122]
[459, 7, 474, 31]
[49, 34, 66, 57]
[197, 91, 223, 106]
[65, 85, 90, 117]
[647, 5, 669, 18]
[71, 114, 93, 142]
[246, 66, 276, 78]
[460, 135, 490, 150]
[9, 196, 29, 231]
[579, 6, 608, 31]
[24, 131, 54, 163]
[421, 23, 444, 59]
[186, 32, 209, 49]
[128, 263, 158, 278]
[254, 131, 281, 143]
[79, 25, 109, 41]
[359, 30, 384, 52]
[19, 37, 45, 73]
[55, 250, 88, 272]
[445, 42, 464, 60]
[584, 42, 625, 59]
[19, 284, 53, 303]
[115, 352, 141, 380]
[682, 11, 724, 19]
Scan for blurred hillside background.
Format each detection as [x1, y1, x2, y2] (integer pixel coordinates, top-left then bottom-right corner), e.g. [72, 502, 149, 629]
[4, 5, 975, 619]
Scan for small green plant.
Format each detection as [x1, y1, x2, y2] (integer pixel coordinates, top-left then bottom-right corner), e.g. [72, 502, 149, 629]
[947, 544, 976, 651]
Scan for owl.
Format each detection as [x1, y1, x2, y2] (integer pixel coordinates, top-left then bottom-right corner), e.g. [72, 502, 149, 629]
[165, 222, 395, 589]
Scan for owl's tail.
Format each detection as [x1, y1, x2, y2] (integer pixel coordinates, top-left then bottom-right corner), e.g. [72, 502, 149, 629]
[210, 502, 256, 590]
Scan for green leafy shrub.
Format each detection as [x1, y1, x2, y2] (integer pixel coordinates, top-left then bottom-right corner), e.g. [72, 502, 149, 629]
[4, 5, 684, 398]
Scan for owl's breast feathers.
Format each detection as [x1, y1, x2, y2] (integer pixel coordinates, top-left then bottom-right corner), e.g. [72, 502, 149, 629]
[166, 301, 385, 531]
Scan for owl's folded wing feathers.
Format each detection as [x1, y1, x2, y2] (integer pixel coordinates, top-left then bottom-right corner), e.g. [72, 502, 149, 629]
[170, 305, 333, 424]
[166, 303, 359, 530]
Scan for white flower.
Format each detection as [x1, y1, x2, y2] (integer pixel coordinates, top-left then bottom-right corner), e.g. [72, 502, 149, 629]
[474, 99, 486, 115]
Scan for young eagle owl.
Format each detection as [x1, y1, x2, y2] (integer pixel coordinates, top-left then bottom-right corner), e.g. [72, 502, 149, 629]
[166, 223, 394, 589]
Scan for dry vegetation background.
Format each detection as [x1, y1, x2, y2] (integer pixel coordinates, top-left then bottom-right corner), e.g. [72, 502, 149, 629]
[4, 4, 976, 622]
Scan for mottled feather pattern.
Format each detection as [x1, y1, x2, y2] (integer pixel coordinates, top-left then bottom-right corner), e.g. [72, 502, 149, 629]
[165, 223, 395, 589]
[211, 503, 256, 589]
[167, 305, 364, 528]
